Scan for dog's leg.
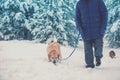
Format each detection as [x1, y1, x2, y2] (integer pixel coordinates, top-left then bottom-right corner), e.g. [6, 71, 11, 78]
[48, 54, 52, 62]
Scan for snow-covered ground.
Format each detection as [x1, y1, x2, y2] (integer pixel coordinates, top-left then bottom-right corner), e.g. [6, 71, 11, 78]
[0, 40, 120, 80]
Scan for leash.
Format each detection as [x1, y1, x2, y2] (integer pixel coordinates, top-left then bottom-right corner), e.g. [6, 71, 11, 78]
[62, 33, 80, 61]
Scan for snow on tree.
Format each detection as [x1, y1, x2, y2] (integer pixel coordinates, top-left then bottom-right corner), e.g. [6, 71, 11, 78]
[0, 0, 78, 47]
[107, 20, 120, 48]
[30, 0, 78, 47]
[105, 0, 120, 48]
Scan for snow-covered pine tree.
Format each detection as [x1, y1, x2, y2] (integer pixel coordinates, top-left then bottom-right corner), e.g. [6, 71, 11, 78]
[0, 0, 31, 40]
[0, 0, 16, 40]
[105, 0, 120, 48]
[0, 0, 78, 47]
[61, 0, 78, 47]
[108, 20, 120, 48]
[32, 0, 78, 47]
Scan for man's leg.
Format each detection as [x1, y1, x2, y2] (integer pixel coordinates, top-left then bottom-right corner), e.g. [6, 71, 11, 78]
[84, 40, 95, 68]
[94, 38, 103, 66]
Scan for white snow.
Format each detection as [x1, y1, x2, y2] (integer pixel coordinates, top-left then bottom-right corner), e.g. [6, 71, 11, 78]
[25, 19, 31, 31]
[20, 2, 28, 13]
[58, 24, 64, 31]
[3, 15, 10, 23]
[48, 11, 54, 16]
[0, 40, 120, 80]
[31, 3, 39, 12]
[25, 0, 33, 5]
[4, 0, 10, 9]
[14, 12, 23, 21]
[68, 20, 76, 26]
[111, 20, 120, 33]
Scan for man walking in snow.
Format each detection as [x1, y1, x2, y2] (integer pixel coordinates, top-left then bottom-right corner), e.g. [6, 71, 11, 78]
[75, 0, 108, 68]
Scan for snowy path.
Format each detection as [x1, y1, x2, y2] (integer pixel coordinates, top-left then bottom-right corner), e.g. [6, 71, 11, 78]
[0, 41, 120, 80]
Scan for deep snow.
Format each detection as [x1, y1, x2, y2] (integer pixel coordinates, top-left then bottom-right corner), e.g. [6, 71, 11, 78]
[0, 40, 120, 80]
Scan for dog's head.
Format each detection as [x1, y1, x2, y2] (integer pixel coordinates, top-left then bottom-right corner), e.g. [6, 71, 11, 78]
[51, 57, 59, 65]
[50, 52, 59, 64]
[109, 50, 116, 58]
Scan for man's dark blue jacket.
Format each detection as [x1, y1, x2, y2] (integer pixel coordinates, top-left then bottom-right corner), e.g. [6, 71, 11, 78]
[75, 0, 108, 40]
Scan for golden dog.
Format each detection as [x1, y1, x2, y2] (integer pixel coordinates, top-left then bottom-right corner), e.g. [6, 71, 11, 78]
[47, 41, 62, 64]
